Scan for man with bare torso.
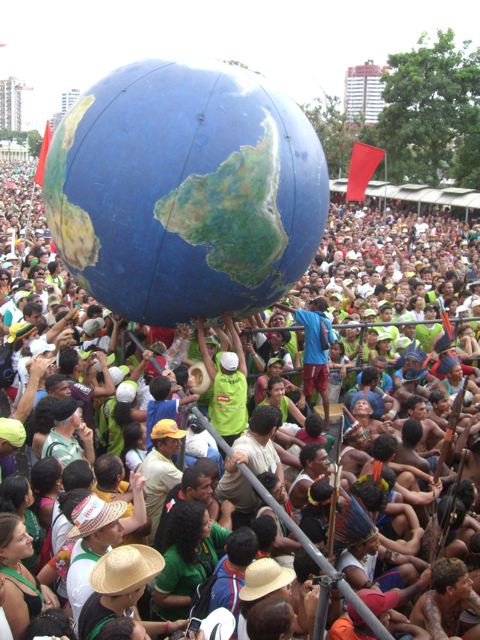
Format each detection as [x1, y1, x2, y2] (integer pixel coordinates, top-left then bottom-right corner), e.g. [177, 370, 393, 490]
[392, 396, 445, 455]
[411, 557, 480, 640]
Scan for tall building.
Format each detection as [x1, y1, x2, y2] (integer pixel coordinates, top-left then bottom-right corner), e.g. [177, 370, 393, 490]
[0, 76, 24, 131]
[344, 60, 389, 124]
[61, 89, 80, 116]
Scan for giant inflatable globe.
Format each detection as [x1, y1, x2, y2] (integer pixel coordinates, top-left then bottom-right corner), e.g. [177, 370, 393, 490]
[44, 59, 329, 326]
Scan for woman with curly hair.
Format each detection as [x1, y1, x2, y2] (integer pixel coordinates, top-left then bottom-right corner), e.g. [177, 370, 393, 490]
[152, 500, 230, 621]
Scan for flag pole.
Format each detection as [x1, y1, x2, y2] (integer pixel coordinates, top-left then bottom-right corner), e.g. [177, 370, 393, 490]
[383, 151, 388, 212]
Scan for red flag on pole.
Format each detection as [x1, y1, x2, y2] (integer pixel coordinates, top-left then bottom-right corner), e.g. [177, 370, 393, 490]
[346, 142, 385, 202]
[34, 121, 53, 187]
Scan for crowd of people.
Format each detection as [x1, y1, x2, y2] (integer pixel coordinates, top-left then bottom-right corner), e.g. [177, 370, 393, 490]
[0, 161, 480, 640]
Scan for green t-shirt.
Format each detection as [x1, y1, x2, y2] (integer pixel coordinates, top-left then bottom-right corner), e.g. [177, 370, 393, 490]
[209, 370, 248, 437]
[415, 322, 443, 353]
[260, 395, 289, 423]
[154, 522, 230, 620]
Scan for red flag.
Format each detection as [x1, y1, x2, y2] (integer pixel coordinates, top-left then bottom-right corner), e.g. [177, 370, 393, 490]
[34, 121, 53, 187]
[346, 142, 385, 202]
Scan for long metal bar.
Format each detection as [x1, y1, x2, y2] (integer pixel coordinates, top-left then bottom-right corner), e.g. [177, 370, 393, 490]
[127, 331, 395, 640]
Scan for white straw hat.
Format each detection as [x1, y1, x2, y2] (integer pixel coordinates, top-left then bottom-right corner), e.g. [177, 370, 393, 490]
[68, 494, 128, 539]
[188, 361, 212, 394]
[89, 544, 165, 595]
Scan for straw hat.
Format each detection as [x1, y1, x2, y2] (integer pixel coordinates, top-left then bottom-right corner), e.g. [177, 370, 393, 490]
[239, 558, 295, 601]
[201, 607, 236, 640]
[89, 544, 165, 595]
[68, 494, 128, 539]
[188, 361, 212, 394]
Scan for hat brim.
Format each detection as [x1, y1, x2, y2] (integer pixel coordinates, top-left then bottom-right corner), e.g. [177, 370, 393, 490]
[67, 500, 128, 539]
[239, 566, 295, 601]
[201, 607, 236, 640]
[152, 428, 187, 441]
[89, 544, 165, 595]
[188, 362, 212, 395]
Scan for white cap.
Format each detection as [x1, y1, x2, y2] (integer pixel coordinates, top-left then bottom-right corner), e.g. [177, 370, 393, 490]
[29, 338, 56, 357]
[116, 380, 138, 403]
[220, 352, 239, 372]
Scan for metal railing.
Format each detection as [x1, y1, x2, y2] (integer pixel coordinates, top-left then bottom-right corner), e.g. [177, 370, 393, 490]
[128, 331, 395, 640]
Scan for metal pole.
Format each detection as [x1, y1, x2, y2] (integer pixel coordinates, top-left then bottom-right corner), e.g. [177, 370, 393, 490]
[313, 574, 342, 640]
[127, 332, 395, 640]
[384, 151, 388, 212]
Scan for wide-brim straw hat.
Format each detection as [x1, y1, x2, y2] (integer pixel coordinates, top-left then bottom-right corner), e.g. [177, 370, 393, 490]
[89, 544, 165, 595]
[188, 361, 212, 394]
[68, 494, 128, 539]
[239, 558, 295, 601]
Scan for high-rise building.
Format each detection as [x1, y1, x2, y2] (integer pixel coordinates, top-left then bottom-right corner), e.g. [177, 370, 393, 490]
[0, 76, 24, 131]
[344, 60, 389, 124]
[61, 89, 80, 116]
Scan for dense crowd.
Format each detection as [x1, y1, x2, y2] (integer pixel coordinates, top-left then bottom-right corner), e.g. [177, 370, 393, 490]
[0, 162, 480, 640]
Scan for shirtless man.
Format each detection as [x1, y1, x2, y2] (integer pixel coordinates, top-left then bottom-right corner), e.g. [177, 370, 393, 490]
[410, 557, 480, 640]
[340, 424, 371, 477]
[351, 397, 388, 442]
[288, 444, 330, 516]
[392, 396, 446, 455]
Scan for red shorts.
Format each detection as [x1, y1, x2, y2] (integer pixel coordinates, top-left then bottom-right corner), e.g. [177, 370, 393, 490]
[303, 364, 329, 396]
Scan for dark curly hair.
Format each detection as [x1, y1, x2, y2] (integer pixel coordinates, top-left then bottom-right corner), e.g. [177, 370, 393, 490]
[112, 401, 135, 427]
[20, 608, 76, 640]
[164, 500, 207, 564]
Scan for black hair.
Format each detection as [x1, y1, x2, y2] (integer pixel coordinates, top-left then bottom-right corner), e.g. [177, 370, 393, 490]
[121, 422, 144, 457]
[360, 367, 379, 386]
[62, 459, 94, 492]
[164, 501, 206, 564]
[58, 488, 92, 523]
[30, 395, 57, 434]
[94, 454, 123, 489]
[181, 466, 210, 492]
[271, 330, 291, 345]
[304, 414, 324, 438]
[430, 388, 447, 404]
[95, 616, 135, 640]
[149, 375, 172, 401]
[173, 363, 189, 390]
[257, 471, 279, 493]
[0, 474, 30, 513]
[405, 395, 426, 412]
[371, 434, 398, 461]
[46, 261, 58, 275]
[193, 457, 219, 479]
[293, 548, 320, 583]
[299, 444, 323, 469]
[249, 405, 282, 436]
[437, 496, 466, 530]
[225, 527, 258, 566]
[246, 595, 293, 640]
[86, 304, 103, 319]
[351, 478, 388, 513]
[381, 467, 397, 491]
[30, 457, 62, 497]
[250, 515, 276, 553]
[267, 375, 285, 395]
[469, 532, 480, 554]
[19, 607, 76, 640]
[457, 479, 475, 511]
[23, 301, 43, 318]
[58, 348, 79, 375]
[112, 401, 134, 427]
[401, 419, 423, 447]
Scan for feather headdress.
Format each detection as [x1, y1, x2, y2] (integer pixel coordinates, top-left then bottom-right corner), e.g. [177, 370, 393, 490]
[334, 487, 377, 552]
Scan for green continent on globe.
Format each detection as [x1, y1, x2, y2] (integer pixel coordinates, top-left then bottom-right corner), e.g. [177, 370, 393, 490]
[44, 96, 101, 271]
[154, 114, 288, 288]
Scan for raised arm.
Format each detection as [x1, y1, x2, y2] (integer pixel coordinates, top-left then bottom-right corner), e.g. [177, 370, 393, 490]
[193, 318, 217, 381]
[224, 315, 247, 376]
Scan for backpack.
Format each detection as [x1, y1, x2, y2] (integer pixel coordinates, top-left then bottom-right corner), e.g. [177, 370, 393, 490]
[189, 574, 241, 619]
[189, 573, 218, 619]
[315, 312, 330, 351]
[0, 343, 15, 388]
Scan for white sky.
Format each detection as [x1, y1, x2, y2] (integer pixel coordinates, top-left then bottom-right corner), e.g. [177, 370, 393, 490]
[1, 0, 479, 132]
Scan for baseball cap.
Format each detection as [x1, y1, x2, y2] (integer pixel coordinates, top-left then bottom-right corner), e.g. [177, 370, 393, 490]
[151, 419, 186, 441]
[29, 338, 56, 357]
[267, 357, 284, 369]
[52, 397, 82, 421]
[363, 309, 377, 318]
[109, 365, 130, 387]
[83, 318, 105, 337]
[376, 331, 392, 342]
[13, 290, 30, 304]
[116, 380, 138, 403]
[0, 418, 26, 448]
[220, 352, 239, 372]
[347, 588, 399, 625]
[7, 322, 36, 344]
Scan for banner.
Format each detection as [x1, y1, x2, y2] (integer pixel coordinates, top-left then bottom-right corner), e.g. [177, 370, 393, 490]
[346, 142, 385, 202]
[34, 121, 53, 187]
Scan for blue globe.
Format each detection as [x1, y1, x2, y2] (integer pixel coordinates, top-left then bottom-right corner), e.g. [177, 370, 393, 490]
[44, 59, 329, 326]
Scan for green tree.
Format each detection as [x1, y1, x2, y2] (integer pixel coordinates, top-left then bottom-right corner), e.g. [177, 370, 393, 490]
[27, 130, 42, 157]
[374, 29, 480, 186]
[301, 95, 360, 179]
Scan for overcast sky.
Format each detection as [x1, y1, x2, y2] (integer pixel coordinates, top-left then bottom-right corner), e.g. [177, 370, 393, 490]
[1, 0, 478, 131]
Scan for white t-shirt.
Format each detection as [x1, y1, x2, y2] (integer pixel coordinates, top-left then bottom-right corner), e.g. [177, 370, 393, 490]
[67, 538, 111, 627]
[0, 608, 13, 640]
[51, 500, 72, 555]
[125, 448, 147, 472]
[83, 335, 111, 352]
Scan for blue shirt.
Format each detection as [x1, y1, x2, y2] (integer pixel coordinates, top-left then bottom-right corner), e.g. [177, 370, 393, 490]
[356, 371, 394, 393]
[146, 398, 179, 449]
[295, 309, 335, 365]
[208, 555, 244, 629]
